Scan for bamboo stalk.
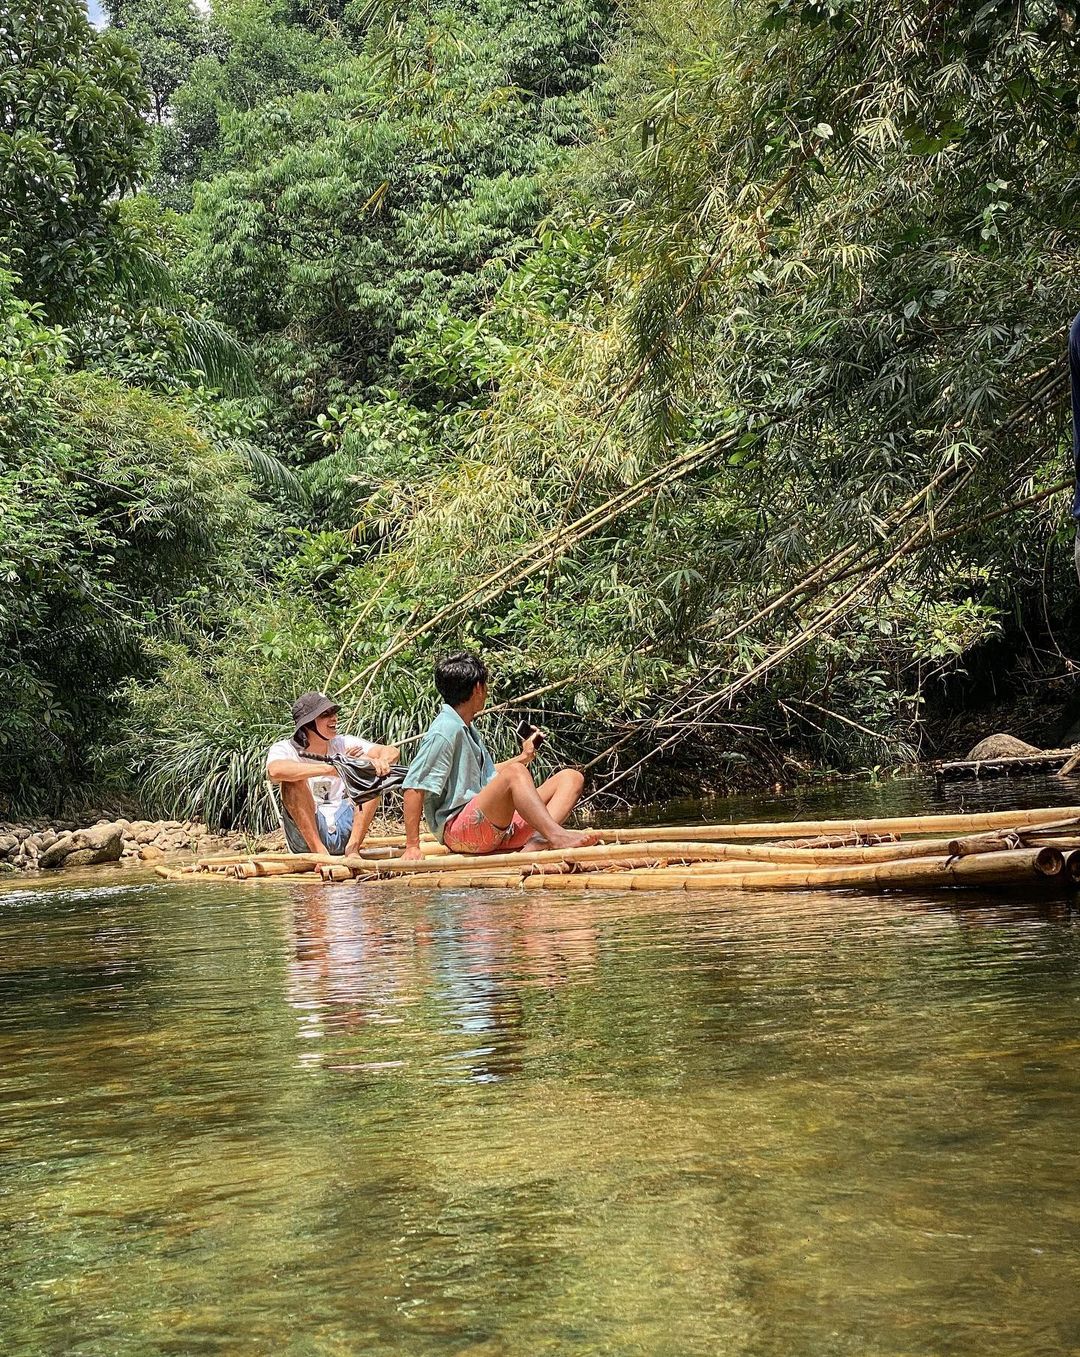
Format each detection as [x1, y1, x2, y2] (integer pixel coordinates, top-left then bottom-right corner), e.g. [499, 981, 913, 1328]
[946, 830, 1022, 856]
[370, 856, 766, 887]
[319, 864, 354, 882]
[436, 848, 1064, 893]
[341, 842, 768, 875]
[256, 860, 319, 877]
[194, 843, 442, 869]
[596, 807, 1080, 843]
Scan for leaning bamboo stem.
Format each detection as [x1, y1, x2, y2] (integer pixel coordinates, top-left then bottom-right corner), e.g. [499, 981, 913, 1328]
[589, 488, 965, 795]
[334, 441, 720, 700]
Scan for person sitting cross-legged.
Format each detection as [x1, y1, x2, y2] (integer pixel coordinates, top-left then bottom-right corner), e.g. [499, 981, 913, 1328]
[400, 652, 597, 862]
[266, 692, 402, 856]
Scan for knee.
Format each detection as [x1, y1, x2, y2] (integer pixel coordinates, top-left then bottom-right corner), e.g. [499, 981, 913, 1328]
[562, 768, 585, 797]
[279, 780, 312, 810]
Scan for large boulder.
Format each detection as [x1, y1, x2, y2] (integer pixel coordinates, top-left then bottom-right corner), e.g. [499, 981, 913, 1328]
[965, 734, 1042, 761]
[39, 822, 125, 870]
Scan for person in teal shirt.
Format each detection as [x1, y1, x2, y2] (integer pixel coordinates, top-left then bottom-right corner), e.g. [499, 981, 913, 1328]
[402, 652, 597, 860]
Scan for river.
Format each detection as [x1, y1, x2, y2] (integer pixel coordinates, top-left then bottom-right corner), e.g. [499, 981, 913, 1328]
[2, 775, 1079, 1355]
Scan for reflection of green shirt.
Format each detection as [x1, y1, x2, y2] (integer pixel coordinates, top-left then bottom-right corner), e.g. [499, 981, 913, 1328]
[402, 704, 496, 841]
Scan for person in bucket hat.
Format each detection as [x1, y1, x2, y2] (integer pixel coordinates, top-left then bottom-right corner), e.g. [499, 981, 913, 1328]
[265, 692, 402, 855]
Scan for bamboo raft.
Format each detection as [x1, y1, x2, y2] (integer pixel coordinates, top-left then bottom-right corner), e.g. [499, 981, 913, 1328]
[934, 749, 1078, 781]
[155, 805, 1080, 896]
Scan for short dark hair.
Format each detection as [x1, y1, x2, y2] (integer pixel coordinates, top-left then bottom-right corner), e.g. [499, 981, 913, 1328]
[292, 721, 317, 750]
[435, 651, 487, 706]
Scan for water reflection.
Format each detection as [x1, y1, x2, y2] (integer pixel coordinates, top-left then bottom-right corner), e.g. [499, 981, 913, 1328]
[3, 777, 1080, 1355]
[285, 889, 601, 1081]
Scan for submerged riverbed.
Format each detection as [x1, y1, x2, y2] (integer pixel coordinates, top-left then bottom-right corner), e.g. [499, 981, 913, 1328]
[3, 776, 1080, 1355]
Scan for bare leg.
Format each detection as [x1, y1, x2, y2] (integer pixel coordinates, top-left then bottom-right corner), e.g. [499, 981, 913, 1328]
[467, 764, 595, 850]
[345, 797, 380, 855]
[535, 769, 585, 828]
[280, 781, 325, 854]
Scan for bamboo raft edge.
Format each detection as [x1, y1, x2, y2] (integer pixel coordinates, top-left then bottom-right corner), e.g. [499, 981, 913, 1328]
[164, 806, 1080, 896]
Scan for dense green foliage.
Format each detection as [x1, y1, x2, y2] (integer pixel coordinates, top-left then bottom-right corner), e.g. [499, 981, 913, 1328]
[0, 0, 148, 315]
[2, 0, 1079, 821]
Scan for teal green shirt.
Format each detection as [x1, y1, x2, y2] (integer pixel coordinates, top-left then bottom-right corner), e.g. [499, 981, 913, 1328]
[402, 704, 496, 841]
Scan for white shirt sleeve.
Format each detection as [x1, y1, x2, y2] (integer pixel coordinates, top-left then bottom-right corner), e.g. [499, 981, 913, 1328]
[265, 738, 300, 774]
[334, 734, 375, 758]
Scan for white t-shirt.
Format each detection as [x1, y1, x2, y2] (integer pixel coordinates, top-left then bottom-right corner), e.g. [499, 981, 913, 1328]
[266, 733, 375, 826]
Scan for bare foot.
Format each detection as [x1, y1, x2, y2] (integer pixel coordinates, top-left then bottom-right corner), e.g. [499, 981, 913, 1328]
[546, 829, 599, 851]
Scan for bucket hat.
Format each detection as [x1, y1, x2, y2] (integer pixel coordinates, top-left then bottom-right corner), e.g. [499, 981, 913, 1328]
[291, 691, 339, 736]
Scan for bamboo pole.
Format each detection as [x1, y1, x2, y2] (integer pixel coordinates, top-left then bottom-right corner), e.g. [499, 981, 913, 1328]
[946, 831, 1021, 856]
[319, 864, 354, 882]
[595, 807, 1080, 843]
[194, 844, 445, 869]
[430, 848, 1064, 893]
[371, 857, 765, 887]
[506, 848, 1054, 892]
[255, 860, 319, 877]
[341, 842, 772, 875]
[369, 847, 1066, 893]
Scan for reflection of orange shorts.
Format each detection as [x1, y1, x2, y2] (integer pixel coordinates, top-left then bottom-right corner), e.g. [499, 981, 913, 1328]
[443, 796, 533, 855]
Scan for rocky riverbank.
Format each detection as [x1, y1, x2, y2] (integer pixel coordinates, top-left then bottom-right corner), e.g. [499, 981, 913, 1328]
[0, 817, 284, 873]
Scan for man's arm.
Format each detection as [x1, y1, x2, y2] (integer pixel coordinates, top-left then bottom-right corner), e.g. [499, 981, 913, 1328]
[402, 789, 426, 862]
[341, 738, 400, 777]
[495, 734, 539, 771]
[267, 755, 332, 783]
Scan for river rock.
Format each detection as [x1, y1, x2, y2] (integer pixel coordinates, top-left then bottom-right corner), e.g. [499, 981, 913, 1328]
[965, 734, 1042, 760]
[0, 833, 18, 859]
[39, 822, 124, 870]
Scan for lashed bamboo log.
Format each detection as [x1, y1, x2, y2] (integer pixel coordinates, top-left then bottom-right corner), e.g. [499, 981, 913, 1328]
[407, 847, 1063, 893]
[195, 844, 444, 869]
[596, 807, 1080, 843]
[345, 834, 1051, 874]
[319, 864, 354, 882]
[373, 857, 760, 887]
[343, 842, 769, 875]
[789, 832, 899, 849]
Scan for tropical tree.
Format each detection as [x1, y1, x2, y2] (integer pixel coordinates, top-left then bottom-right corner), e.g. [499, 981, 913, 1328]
[104, 0, 207, 123]
[0, 0, 149, 317]
[0, 270, 263, 813]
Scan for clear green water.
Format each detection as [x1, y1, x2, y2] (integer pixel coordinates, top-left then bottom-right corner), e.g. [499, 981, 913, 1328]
[3, 777, 1080, 1356]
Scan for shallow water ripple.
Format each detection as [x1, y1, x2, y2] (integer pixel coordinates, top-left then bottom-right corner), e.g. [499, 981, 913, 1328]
[1, 850, 1079, 1355]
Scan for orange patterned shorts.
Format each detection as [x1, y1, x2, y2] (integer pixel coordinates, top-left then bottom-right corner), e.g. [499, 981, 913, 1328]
[443, 797, 533, 855]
